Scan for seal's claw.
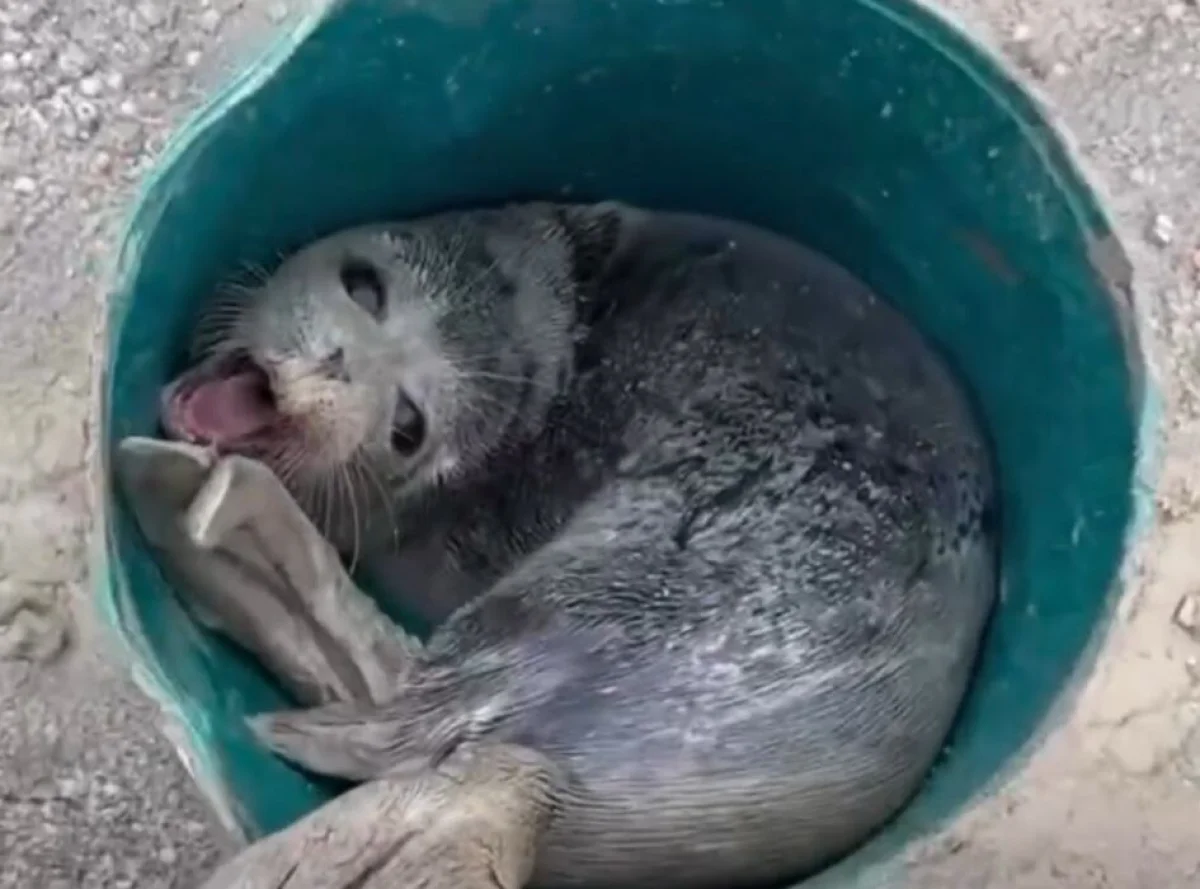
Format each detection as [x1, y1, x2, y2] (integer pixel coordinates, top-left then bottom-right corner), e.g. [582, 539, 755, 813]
[199, 743, 560, 889]
[247, 666, 490, 780]
[246, 702, 402, 782]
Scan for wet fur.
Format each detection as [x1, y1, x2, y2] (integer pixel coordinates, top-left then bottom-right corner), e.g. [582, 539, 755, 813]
[176, 203, 997, 889]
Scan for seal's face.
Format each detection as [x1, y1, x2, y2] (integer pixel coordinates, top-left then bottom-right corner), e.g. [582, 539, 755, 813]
[160, 210, 585, 513]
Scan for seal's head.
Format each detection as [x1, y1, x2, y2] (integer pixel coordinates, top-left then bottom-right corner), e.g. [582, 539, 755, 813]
[161, 204, 626, 502]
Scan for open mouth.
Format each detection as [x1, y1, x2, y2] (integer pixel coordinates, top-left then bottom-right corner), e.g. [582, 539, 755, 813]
[161, 351, 283, 451]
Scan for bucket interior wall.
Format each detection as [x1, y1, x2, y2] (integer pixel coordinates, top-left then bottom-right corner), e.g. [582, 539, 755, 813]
[101, 0, 1146, 883]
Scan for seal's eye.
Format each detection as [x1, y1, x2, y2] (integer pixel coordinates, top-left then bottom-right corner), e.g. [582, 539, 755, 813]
[391, 390, 426, 455]
[340, 258, 385, 319]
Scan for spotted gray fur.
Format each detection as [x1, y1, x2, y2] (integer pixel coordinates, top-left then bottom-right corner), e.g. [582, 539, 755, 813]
[168, 202, 997, 889]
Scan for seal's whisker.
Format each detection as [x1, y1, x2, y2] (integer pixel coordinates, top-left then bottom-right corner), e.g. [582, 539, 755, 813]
[353, 453, 400, 550]
[328, 465, 346, 560]
[457, 369, 559, 392]
[450, 347, 562, 375]
[452, 232, 549, 296]
[240, 261, 273, 284]
[196, 303, 250, 321]
[284, 424, 334, 542]
[452, 385, 511, 423]
[191, 317, 243, 340]
[340, 464, 363, 573]
[191, 319, 242, 345]
[213, 281, 260, 299]
[331, 463, 349, 562]
[272, 444, 309, 489]
[464, 383, 599, 446]
[314, 473, 334, 543]
[190, 337, 233, 361]
[208, 284, 257, 304]
[190, 296, 256, 359]
[290, 473, 319, 518]
[456, 380, 576, 433]
[193, 301, 247, 323]
[192, 333, 254, 362]
[458, 255, 504, 293]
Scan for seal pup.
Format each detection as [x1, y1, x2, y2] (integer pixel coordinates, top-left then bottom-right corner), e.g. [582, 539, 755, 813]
[157, 201, 997, 889]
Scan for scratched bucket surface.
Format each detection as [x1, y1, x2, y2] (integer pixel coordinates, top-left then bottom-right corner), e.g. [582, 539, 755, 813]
[97, 0, 1153, 884]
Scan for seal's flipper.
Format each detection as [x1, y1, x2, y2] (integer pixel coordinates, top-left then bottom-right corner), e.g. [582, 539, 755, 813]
[115, 437, 417, 707]
[245, 663, 490, 780]
[198, 743, 561, 889]
[246, 699, 418, 781]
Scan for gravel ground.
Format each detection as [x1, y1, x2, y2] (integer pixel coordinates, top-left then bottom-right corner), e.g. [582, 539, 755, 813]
[0, 2, 286, 885]
[0, 0, 1197, 887]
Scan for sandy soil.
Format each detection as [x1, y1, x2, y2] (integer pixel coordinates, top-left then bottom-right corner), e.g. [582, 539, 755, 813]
[0, 0, 1197, 886]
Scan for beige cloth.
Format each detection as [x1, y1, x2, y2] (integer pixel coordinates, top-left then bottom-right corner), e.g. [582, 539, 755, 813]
[114, 437, 547, 889]
[113, 436, 415, 709]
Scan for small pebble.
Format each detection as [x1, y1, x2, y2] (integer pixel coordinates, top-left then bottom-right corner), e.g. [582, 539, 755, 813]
[137, 2, 164, 28]
[79, 75, 102, 97]
[55, 44, 90, 78]
[267, 2, 289, 22]
[1165, 3, 1188, 21]
[1008, 40, 1051, 80]
[1149, 213, 1175, 246]
[184, 49, 203, 68]
[1174, 593, 1200, 637]
[1011, 23, 1033, 42]
[199, 9, 222, 31]
[75, 99, 100, 124]
[12, 175, 36, 194]
[0, 51, 17, 72]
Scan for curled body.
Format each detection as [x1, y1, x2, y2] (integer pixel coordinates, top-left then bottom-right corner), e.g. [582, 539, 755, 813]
[161, 202, 997, 889]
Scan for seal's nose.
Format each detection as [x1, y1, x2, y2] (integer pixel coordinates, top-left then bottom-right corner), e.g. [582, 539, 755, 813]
[318, 347, 349, 382]
[390, 388, 426, 455]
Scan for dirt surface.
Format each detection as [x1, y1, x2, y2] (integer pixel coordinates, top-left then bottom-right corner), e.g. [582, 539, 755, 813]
[0, 0, 1197, 887]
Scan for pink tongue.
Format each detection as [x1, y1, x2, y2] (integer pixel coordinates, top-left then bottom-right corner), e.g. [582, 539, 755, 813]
[185, 372, 276, 442]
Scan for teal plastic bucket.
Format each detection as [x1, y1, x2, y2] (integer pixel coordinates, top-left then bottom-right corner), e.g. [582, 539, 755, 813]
[97, 0, 1154, 884]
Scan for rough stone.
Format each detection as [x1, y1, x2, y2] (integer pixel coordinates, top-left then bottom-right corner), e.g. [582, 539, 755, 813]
[1149, 212, 1176, 246]
[0, 581, 69, 663]
[1174, 593, 1200, 638]
[3, 489, 86, 585]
